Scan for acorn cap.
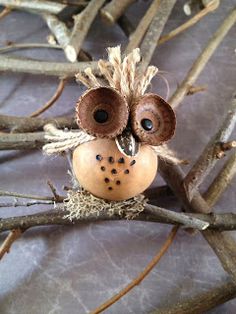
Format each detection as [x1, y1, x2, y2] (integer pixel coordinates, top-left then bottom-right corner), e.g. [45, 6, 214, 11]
[131, 93, 176, 146]
[76, 86, 129, 138]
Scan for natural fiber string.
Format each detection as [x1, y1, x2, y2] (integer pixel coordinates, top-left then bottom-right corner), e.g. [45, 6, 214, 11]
[43, 123, 94, 155]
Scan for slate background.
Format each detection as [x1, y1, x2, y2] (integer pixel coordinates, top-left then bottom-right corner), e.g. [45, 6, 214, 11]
[0, 1, 236, 313]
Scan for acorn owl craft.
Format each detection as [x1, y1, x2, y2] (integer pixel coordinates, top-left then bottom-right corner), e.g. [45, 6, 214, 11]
[43, 46, 179, 218]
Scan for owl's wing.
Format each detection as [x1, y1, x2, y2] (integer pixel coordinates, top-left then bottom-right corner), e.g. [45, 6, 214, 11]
[151, 144, 188, 165]
[43, 124, 94, 155]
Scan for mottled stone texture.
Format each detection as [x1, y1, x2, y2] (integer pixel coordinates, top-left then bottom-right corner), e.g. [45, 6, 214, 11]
[0, 1, 236, 313]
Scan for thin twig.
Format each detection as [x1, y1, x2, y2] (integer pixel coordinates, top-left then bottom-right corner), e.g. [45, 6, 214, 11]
[0, 42, 91, 61]
[0, 7, 11, 20]
[139, 0, 177, 72]
[0, 114, 76, 133]
[187, 85, 207, 95]
[47, 180, 63, 202]
[65, 0, 106, 62]
[0, 228, 23, 260]
[0, 55, 98, 77]
[146, 204, 209, 230]
[169, 7, 236, 108]
[152, 280, 236, 314]
[100, 0, 135, 25]
[0, 0, 66, 15]
[0, 43, 61, 53]
[0, 189, 64, 201]
[29, 78, 67, 117]
[0, 200, 54, 207]
[184, 93, 236, 199]
[90, 226, 179, 314]
[125, 0, 161, 54]
[158, 0, 219, 45]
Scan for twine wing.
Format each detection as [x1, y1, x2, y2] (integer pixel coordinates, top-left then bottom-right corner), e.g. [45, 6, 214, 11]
[151, 144, 188, 165]
[43, 124, 94, 155]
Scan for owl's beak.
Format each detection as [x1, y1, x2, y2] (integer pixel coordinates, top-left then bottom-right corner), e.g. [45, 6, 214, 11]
[115, 128, 140, 157]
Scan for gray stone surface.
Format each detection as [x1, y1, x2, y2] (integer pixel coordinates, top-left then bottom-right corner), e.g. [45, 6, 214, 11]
[0, 1, 236, 313]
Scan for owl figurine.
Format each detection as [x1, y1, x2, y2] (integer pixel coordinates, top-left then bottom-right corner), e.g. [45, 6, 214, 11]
[43, 46, 176, 203]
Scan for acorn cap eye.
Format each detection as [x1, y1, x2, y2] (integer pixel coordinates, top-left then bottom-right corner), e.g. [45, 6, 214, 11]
[76, 87, 129, 138]
[131, 93, 176, 146]
[93, 109, 109, 123]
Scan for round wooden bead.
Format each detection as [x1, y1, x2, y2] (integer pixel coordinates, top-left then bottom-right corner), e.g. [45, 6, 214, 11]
[72, 138, 158, 201]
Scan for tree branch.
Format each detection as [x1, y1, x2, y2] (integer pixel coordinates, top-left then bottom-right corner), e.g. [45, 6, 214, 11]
[65, 0, 106, 62]
[3, 204, 236, 233]
[0, 114, 76, 133]
[139, 0, 177, 72]
[184, 93, 236, 199]
[204, 152, 236, 207]
[0, 0, 66, 15]
[125, 0, 161, 54]
[0, 55, 98, 77]
[100, 0, 135, 25]
[0, 132, 46, 150]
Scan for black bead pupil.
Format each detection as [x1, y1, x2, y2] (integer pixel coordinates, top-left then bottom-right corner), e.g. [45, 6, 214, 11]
[94, 109, 108, 123]
[141, 118, 153, 131]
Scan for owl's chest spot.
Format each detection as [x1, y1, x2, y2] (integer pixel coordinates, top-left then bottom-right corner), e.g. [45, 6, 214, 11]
[95, 153, 136, 192]
[72, 138, 158, 201]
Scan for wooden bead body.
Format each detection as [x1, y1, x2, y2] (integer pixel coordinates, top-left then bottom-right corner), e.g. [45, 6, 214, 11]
[72, 138, 158, 201]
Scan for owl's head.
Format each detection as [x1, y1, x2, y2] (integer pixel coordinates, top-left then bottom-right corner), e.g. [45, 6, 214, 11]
[75, 46, 176, 157]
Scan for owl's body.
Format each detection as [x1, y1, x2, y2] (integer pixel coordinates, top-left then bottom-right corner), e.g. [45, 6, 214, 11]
[73, 139, 157, 200]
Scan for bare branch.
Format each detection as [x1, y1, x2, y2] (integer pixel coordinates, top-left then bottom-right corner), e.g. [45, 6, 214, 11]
[0, 0, 66, 15]
[0, 114, 76, 133]
[0, 189, 63, 201]
[101, 0, 135, 25]
[125, 0, 161, 54]
[65, 0, 106, 62]
[184, 93, 236, 199]
[204, 153, 236, 207]
[139, 0, 177, 72]
[0, 55, 98, 77]
[0, 132, 46, 150]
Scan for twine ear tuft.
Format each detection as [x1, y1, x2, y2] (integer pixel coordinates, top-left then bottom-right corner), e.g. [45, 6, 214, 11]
[75, 46, 158, 105]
